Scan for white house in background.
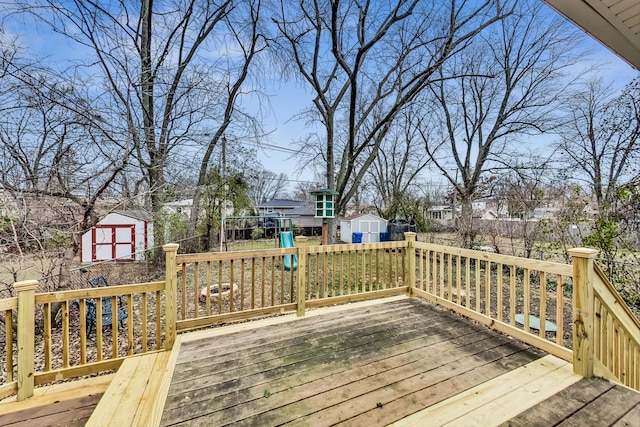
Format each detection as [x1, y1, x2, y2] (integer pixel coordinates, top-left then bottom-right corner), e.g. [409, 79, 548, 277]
[255, 199, 306, 215]
[427, 205, 458, 221]
[340, 214, 388, 244]
[472, 198, 509, 219]
[162, 199, 194, 219]
[80, 211, 153, 263]
[284, 204, 322, 229]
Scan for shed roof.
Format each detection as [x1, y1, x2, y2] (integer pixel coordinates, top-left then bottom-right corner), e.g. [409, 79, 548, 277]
[107, 210, 153, 222]
[341, 213, 387, 222]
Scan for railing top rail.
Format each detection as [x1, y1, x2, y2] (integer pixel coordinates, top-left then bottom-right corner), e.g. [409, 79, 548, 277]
[414, 241, 573, 276]
[305, 241, 407, 254]
[34, 281, 166, 304]
[0, 296, 17, 311]
[176, 247, 298, 263]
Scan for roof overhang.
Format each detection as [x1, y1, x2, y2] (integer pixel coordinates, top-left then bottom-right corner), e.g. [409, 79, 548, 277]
[543, 0, 640, 70]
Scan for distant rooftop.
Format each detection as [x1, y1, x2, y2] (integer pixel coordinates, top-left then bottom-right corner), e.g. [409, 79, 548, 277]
[256, 199, 306, 209]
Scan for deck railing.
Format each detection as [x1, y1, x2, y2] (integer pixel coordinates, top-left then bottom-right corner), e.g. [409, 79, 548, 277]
[2, 234, 639, 401]
[410, 239, 574, 361]
[172, 240, 408, 331]
[592, 261, 640, 389]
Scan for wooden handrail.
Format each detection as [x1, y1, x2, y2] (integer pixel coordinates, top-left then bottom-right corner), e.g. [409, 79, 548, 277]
[594, 264, 640, 332]
[414, 241, 573, 276]
[592, 263, 640, 389]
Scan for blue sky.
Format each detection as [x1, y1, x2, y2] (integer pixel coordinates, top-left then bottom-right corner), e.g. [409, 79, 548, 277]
[3, 2, 638, 194]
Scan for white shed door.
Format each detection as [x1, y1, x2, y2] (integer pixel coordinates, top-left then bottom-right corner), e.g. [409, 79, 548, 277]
[359, 221, 380, 243]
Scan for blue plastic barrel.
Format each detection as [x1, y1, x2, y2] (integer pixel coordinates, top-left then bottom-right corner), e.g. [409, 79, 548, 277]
[380, 232, 389, 242]
[352, 232, 363, 243]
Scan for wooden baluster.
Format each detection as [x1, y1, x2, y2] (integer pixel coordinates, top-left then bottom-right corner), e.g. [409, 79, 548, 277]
[297, 246, 306, 317]
[405, 232, 416, 297]
[141, 293, 148, 352]
[242, 259, 248, 308]
[271, 256, 276, 306]
[485, 261, 491, 316]
[5, 309, 13, 382]
[43, 303, 51, 371]
[556, 275, 564, 345]
[539, 272, 547, 338]
[155, 290, 161, 350]
[524, 268, 531, 332]
[509, 266, 516, 325]
[456, 256, 462, 304]
[230, 259, 235, 312]
[180, 264, 187, 320]
[475, 259, 480, 312]
[112, 296, 118, 359]
[251, 258, 256, 309]
[206, 261, 212, 316]
[63, 300, 70, 367]
[193, 262, 199, 318]
[465, 257, 470, 307]
[497, 264, 503, 321]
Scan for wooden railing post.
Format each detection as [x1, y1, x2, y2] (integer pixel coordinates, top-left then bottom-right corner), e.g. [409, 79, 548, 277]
[405, 232, 417, 297]
[14, 279, 38, 401]
[163, 243, 179, 350]
[569, 247, 599, 378]
[296, 246, 307, 317]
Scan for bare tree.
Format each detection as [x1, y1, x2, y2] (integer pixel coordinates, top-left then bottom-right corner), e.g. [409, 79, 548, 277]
[290, 180, 323, 203]
[488, 157, 553, 257]
[0, 51, 128, 290]
[558, 77, 640, 212]
[273, 0, 511, 242]
[365, 108, 430, 220]
[420, 0, 582, 248]
[14, 0, 268, 251]
[246, 167, 288, 209]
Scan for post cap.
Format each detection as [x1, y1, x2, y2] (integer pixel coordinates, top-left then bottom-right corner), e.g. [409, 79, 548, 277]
[162, 243, 180, 252]
[404, 231, 417, 241]
[14, 280, 39, 291]
[568, 247, 599, 259]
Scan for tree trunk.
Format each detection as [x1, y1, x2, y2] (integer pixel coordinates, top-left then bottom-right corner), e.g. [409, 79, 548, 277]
[459, 195, 475, 249]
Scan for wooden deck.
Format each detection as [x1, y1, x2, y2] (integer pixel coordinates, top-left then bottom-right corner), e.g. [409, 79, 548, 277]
[159, 297, 639, 426]
[1, 296, 639, 426]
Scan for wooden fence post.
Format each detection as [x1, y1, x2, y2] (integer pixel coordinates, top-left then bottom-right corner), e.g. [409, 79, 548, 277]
[163, 243, 179, 350]
[15, 280, 38, 401]
[405, 232, 417, 297]
[568, 247, 599, 378]
[296, 246, 307, 317]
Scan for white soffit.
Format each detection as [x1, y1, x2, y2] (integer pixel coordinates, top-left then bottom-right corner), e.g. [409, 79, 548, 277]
[543, 0, 640, 70]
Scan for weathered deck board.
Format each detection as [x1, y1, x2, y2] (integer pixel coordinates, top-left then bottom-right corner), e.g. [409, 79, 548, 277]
[160, 298, 543, 426]
[0, 394, 100, 427]
[0, 374, 112, 427]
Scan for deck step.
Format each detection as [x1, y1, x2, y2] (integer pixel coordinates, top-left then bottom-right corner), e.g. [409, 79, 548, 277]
[86, 342, 181, 427]
[392, 354, 582, 426]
